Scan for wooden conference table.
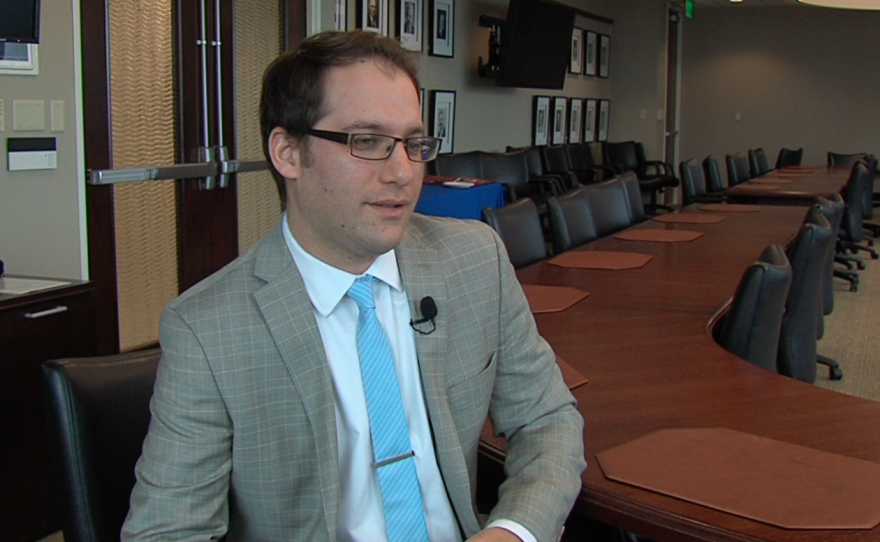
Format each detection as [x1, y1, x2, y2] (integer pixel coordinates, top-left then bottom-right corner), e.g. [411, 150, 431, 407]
[725, 165, 851, 204]
[479, 204, 880, 541]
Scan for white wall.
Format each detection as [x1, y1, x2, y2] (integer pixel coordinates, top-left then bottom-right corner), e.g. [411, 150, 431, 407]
[680, 5, 880, 177]
[0, 0, 87, 280]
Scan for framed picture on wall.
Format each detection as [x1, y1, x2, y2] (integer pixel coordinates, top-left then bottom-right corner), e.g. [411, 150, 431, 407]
[597, 99, 610, 141]
[431, 90, 456, 154]
[570, 27, 583, 74]
[335, 0, 347, 30]
[552, 96, 567, 145]
[420, 88, 426, 124]
[397, 0, 423, 51]
[533, 96, 551, 146]
[568, 98, 583, 144]
[430, 0, 454, 57]
[585, 31, 598, 77]
[584, 99, 597, 142]
[599, 34, 611, 78]
[358, 0, 388, 35]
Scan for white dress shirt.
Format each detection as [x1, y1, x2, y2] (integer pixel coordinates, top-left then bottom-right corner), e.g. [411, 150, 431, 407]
[282, 215, 534, 542]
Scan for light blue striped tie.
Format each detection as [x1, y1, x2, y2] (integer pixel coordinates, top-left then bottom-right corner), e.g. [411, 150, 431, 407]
[348, 276, 430, 542]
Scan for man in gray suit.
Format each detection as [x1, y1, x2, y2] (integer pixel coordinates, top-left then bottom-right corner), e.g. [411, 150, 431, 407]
[123, 31, 585, 542]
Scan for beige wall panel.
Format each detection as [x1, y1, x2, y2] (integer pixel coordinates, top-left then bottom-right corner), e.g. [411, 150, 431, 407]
[110, 0, 179, 351]
[236, 0, 283, 253]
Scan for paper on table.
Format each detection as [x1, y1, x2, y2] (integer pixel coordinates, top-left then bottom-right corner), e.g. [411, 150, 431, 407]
[0, 277, 71, 295]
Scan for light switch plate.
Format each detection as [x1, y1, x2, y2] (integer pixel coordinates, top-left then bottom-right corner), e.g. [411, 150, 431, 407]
[13, 99, 45, 131]
[50, 100, 65, 132]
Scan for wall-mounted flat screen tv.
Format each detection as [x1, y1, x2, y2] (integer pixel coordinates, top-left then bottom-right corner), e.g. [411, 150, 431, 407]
[0, 0, 42, 44]
[496, 0, 575, 90]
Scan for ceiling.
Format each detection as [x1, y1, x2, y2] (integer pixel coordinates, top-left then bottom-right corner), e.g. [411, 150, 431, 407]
[691, 0, 801, 6]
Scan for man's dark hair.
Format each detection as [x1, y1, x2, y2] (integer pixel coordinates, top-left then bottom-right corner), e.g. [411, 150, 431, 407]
[260, 30, 421, 207]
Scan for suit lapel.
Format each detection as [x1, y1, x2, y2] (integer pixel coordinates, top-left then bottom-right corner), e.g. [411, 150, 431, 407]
[252, 223, 340, 541]
[397, 223, 481, 534]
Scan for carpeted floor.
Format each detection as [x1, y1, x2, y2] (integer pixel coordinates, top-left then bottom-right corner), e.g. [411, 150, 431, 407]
[816, 244, 880, 399]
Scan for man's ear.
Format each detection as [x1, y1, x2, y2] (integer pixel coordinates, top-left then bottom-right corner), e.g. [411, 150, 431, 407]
[267, 127, 303, 181]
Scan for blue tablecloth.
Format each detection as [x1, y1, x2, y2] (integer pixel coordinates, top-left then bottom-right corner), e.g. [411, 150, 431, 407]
[415, 182, 506, 220]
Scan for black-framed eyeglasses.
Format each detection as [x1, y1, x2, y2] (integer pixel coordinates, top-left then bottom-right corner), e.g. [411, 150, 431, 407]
[307, 129, 441, 162]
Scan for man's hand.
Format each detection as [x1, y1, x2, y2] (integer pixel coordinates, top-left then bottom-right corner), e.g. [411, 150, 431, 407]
[467, 527, 522, 542]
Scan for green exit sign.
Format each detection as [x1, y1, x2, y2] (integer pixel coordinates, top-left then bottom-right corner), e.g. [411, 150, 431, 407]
[686, 0, 694, 18]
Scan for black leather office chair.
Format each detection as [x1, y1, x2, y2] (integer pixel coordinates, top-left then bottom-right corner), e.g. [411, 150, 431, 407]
[581, 178, 633, 238]
[43, 349, 161, 542]
[813, 196, 845, 380]
[777, 212, 835, 383]
[702, 156, 727, 193]
[566, 143, 616, 183]
[482, 198, 548, 269]
[775, 148, 803, 169]
[540, 145, 583, 190]
[839, 161, 878, 262]
[603, 141, 679, 213]
[748, 148, 772, 178]
[827, 151, 867, 166]
[715, 244, 791, 372]
[680, 158, 725, 205]
[725, 152, 752, 187]
[617, 171, 647, 224]
[430, 150, 485, 179]
[482, 150, 542, 205]
[858, 156, 880, 238]
[547, 188, 598, 254]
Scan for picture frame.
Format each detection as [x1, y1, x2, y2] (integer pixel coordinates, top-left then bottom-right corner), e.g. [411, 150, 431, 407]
[532, 96, 551, 146]
[585, 31, 598, 77]
[358, 0, 388, 35]
[584, 99, 597, 142]
[430, 0, 454, 57]
[599, 34, 611, 79]
[597, 99, 610, 142]
[397, 0, 423, 52]
[570, 27, 583, 74]
[420, 88, 426, 125]
[431, 90, 456, 154]
[552, 96, 567, 145]
[568, 98, 583, 144]
[335, 0, 347, 31]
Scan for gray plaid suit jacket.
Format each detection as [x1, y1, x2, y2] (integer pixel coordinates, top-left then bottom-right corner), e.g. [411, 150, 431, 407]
[122, 214, 585, 542]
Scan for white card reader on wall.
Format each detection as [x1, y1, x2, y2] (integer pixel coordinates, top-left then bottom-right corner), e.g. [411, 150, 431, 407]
[7, 137, 57, 171]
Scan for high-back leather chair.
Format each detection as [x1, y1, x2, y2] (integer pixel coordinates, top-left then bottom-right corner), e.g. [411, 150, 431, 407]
[547, 188, 598, 254]
[748, 148, 772, 178]
[540, 145, 581, 191]
[775, 148, 803, 169]
[566, 143, 616, 183]
[827, 151, 867, 166]
[430, 150, 485, 178]
[725, 152, 752, 186]
[603, 141, 679, 213]
[813, 196, 846, 380]
[43, 349, 161, 542]
[839, 162, 878, 260]
[715, 244, 792, 372]
[481, 151, 531, 203]
[617, 171, 647, 224]
[777, 212, 834, 383]
[859, 156, 879, 237]
[702, 156, 726, 193]
[680, 158, 725, 205]
[581, 178, 633, 238]
[482, 198, 548, 269]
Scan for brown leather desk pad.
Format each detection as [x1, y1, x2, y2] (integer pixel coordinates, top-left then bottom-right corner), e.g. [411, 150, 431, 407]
[521, 284, 589, 314]
[653, 214, 725, 224]
[614, 229, 704, 243]
[738, 184, 782, 192]
[750, 178, 793, 184]
[699, 203, 761, 213]
[549, 251, 653, 270]
[597, 428, 880, 530]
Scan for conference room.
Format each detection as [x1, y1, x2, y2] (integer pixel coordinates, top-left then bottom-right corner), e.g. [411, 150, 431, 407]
[3, 0, 880, 541]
